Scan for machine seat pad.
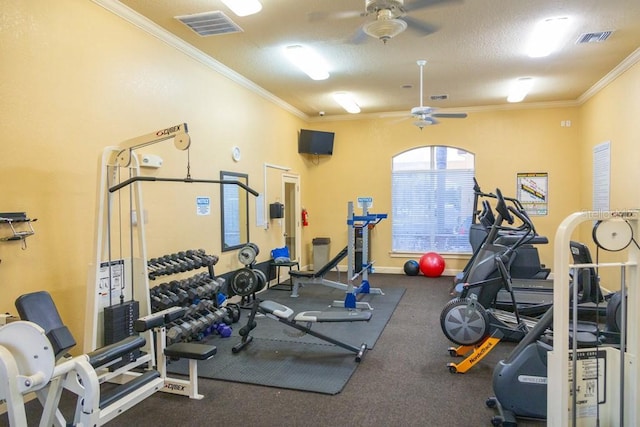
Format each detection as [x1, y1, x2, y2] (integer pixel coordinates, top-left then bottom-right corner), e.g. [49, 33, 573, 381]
[259, 300, 295, 321]
[294, 310, 372, 323]
[164, 342, 217, 360]
[134, 307, 186, 332]
[99, 370, 161, 410]
[88, 335, 146, 368]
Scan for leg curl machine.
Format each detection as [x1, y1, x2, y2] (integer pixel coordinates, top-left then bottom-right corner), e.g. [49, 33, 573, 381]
[228, 255, 371, 362]
[1, 290, 217, 427]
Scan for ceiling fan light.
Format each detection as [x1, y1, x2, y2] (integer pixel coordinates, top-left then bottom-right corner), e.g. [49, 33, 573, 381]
[526, 17, 570, 58]
[284, 45, 330, 81]
[363, 18, 407, 43]
[507, 77, 534, 103]
[221, 0, 262, 17]
[333, 92, 361, 114]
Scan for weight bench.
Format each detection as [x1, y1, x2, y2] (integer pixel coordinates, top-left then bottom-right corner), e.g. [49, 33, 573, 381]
[289, 245, 384, 309]
[289, 246, 351, 297]
[232, 299, 371, 362]
[134, 307, 217, 400]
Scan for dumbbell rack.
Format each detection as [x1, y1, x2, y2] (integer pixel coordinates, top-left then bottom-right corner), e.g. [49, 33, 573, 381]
[147, 250, 240, 345]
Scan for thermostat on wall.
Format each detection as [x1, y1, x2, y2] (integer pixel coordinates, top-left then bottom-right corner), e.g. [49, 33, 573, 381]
[139, 154, 163, 168]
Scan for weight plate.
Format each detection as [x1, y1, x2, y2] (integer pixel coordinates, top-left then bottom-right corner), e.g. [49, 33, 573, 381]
[230, 268, 258, 296]
[238, 244, 258, 265]
[253, 268, 267, 292]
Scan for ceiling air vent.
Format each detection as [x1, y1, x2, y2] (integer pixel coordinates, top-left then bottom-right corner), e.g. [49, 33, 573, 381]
[176, 11, 243, 36]
[430, 94, 448, 101]
[576, 31, 613, 44]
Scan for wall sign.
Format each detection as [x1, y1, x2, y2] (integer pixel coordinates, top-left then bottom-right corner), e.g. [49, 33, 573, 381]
[516, 172, 548, 216]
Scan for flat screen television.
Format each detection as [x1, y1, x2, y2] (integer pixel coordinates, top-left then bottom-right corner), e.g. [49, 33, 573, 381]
[298, 129, 335, 155]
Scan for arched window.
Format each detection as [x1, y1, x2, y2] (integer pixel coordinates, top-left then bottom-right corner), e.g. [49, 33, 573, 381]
[391, 146, 475, 254]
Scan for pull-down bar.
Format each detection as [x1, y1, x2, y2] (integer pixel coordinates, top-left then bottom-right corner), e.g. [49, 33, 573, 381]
[108, 176, 259, 197]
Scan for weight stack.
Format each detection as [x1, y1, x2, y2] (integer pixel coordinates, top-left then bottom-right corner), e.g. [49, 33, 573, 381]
[104, 300, 141, 370]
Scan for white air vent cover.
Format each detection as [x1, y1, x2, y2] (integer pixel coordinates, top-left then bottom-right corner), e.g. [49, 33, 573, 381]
[176, 11, 242, 36]
[576, 31, 613, 44]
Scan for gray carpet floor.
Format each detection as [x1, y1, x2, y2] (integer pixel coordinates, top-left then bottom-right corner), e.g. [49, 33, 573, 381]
[1, 273, 546, 427]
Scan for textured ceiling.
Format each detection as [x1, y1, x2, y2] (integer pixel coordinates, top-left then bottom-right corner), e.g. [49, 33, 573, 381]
[114, 0, 640, 119]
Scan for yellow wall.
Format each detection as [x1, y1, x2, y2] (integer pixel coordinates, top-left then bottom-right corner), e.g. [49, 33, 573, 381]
[1, 0, 638, 351]
[304, 106, 581, 274]
[0, 0, 306, 350]
[575, 60, 640, 288]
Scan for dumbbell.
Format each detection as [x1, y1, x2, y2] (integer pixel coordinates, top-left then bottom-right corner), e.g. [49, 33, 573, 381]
[148, 257, 171, 274]
[187, 249, 219, 267]
[158, 283, 186, 305]
[214, 323, 232, 338]
[147, 260, 166, 278]
[166, 281, 189, 303]
[178, 251, 202, 269]
[157, 255, 184, 273]
[166, 322, 184, 344]
[150, 287, 173, 311]
[170, 253, 195, 271]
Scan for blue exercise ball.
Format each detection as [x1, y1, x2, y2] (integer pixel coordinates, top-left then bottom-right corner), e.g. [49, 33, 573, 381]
[403, 260, 420, 276]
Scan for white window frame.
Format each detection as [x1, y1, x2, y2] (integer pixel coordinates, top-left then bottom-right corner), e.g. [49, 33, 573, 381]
[391, 145, 475, 254]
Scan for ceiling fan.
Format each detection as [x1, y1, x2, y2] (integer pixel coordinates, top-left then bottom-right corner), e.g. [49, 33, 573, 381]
[410, 59, 467, 129]
[310, 0, 462, 44]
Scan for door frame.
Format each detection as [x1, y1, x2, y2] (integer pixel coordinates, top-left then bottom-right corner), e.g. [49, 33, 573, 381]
[282, 174, 301, 263]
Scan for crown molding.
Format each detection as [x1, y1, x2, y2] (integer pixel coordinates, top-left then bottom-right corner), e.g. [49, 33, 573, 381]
[92, 0, 309, 120]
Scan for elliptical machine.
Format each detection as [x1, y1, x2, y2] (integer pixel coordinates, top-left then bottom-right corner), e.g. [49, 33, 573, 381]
[441, 189, 544, 373]
[440, 189, 602, 374]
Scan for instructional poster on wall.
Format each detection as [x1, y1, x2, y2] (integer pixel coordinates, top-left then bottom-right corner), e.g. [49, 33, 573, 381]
[516, 172, 548, 215]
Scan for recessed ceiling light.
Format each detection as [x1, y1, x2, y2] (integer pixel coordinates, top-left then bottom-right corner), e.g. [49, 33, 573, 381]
[507, 77, 534, 103]
[333, 92, 361, 114]
[221, 0, 262, 17]
[526, 17, 570, 58]
[284, 45, 330, 81]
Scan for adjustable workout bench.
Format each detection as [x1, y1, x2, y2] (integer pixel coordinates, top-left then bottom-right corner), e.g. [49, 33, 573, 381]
[289, 246, 350, 297]
[232, 300, 371, 362]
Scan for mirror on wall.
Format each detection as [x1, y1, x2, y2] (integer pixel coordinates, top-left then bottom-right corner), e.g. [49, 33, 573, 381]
[220, 171, 249, 252]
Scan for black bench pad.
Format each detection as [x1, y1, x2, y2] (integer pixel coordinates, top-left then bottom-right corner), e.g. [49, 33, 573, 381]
[164, 342, 217, 360]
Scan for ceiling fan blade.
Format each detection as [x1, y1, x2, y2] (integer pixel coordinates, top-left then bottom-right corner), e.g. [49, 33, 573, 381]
[403, 16, 438, 36]
[307, 10, 363, 22]
[431, 112, 468, 118]
[348, 26, 370, 45]
[404, 0, 464, 12]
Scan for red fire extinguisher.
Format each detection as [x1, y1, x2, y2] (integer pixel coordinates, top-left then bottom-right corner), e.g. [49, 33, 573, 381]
[301, 208, 309, 227]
